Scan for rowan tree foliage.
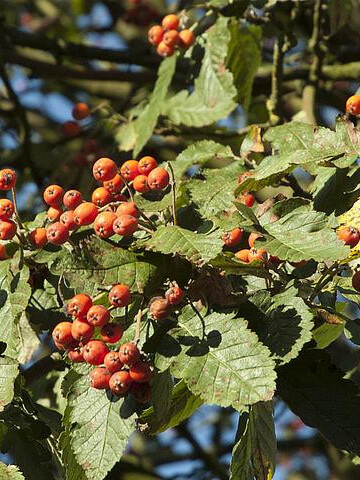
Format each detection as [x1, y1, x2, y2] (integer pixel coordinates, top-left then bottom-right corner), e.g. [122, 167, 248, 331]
[2, 0, 360, 479]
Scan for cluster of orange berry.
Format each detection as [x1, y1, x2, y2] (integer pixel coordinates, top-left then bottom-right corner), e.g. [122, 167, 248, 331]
[148, 14, 195, 57]
[40, 155, 169, 245]
[52, 286, 153, 401]
[0, 169, 18, 249]
[236, 171, 255, 208]
[61, 102, 91, 138]
[222, 229, 270, 264]
[148, 284, 184, 320]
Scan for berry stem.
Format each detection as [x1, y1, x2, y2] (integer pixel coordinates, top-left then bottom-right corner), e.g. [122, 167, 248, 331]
[119, 174, 134, 202]
[167, 162, 177, 226]
[138, 223, 154, 234]
[11, 187, 28, 244]
[134, 307, 143, 343]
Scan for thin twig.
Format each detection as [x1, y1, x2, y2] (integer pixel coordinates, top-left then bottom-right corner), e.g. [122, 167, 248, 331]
[167, 162, 177, 226]
[134, 307, 143, 343]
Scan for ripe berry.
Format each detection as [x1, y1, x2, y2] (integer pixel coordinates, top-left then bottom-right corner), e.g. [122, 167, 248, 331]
[0, 243, 9, 260]
[129, 361, 154, 383]
[83, 138, 99, 153]
[63, 190, 83, 209]
[108, 284, 131, 308]
[91, 187, 112, 207]
[52, 322, 74, 349]
[133, 175, 149, 193]
[162, 14, 179, 30]
[138, 156, 157, 175]
[109, 370, 133, 395]
[116, 202, 140, 218]
[29, 228, 48, 248]
[83, 340, 109, 365]
[235, 249, 250, 263]
[222, 228, 243, 247]
[74, 202, 98, 226]
[71, 319, 94, 344]
[346, 95, 360, 116]
[120, 160, 139, 181]
[131, 382, 151, 403]
[0, 169, 17, 190]
[113, 214, 138, 236]
[67, 348, 84, 363]
[43, 185, 64, 207]
[149, 297, 171, 320]
[165, 286, 184, 305]
[93, 158, 118, 182]
[72, 102, 90, 120]
[163, 29, 179, 47]
[248, 248, 267, 263]
[90, 367, 111, 389]
[47, 206, 63, 222]
[87, 304, 110, 327]
[148, 25, 164, 45]
[68, 293, 92, 317]
[61, 121, 80, 137]
[352, 271, 360, 292]
[118, 342, 140, 366]
[238, 192, 255, 208]
[178, 29, 195, 48]
[157, 41, 174, 57]
[104, 351, 123, 373]
[93, 211, 117, 238]
[338, 226, 360, 247]
[60, 210, 77, 230]
[0, 220, 16, 240]
[248, 232, 263, 249]
[46, 222, 69, 245]
[147, 167, 169, 190]
[100, 323, 123, 344]
[103, 174, 123, 194]
[0, 199, 14, 219]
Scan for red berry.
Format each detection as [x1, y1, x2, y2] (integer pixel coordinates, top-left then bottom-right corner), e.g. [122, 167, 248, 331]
[138, 156, 157, 175]
[93, 211, 117, 238]
[108, 284, 131, 308]
[131, 382, 151, 403]
[87, 305, 110, 327]
[133, 175, 149, 193]
[178, 29, 195, 49]
[47, 206, 63, 222]
[71, 318, 94, 344]
[29, 227, 48, 248]
[91, 187, 112, 207]
[120, 160, 139, 181]
[248, 232, 263, 249]
[162, 14, 179, 30]
[346, 95, 360, 116]
[63, 190, 83, 209]
[109, 370, 133, 395]
[72, 102, 90, 120]
[148, 25, 164, 45]
[113, 214, 138, 236]
[149, 297, 171, 320]
[238, 192, 255, 208]
[67, 348, 84, 363]
[0, 169, 17, 190]
[118, 342, 140, 366]
[83, 340, 109, 365]
[163, 29, 179, 47]
[62, 121, 80, 137]
[165, 286, 184, 305]
[93, 158, 118, 182]
[0, 199, 14, 219]
[103, 174, 123, 194]
[338, 226, 360, 247]
[248, 248, 267, 263]
[352, 271, 360, 292]
[129, 360, 154, 383]
[52, 322, 74, 349]
[68, 293, 92, 317]
[222, 228, 243, 247]
[100, 323, 123, 344]
[0, 220, 16, 240]
[43, 185, 64, 207]
[115, 202, 140, 218]
[74, 202, 98, 226]
[46, 222, 69, 245]
[60, 210, 77, 230]
[147, 167, 169, 190]
[235, 249, 250, 263]
[157, 41, 174, 57]
[90, 367, 111, 389]
[104, 351, 123, 373]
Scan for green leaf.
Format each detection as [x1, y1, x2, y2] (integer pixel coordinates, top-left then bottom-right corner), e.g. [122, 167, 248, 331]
[17, 313, 41, 365]
[230, 401, 276, 480]
[0, 462, 25, 479]
[132, 55, 177, 156]
[313, 323, 344, 348]
[144, 226, 223, 265]
[138, 380, 203, 434]
[162, 17, 237, 127]
[0, 357, 18, 411]
[227, 21, 262, 110]
[162, 307, 276, 409]
[150, 369, 173, 420]
[65, 368, 136, 480]
[277, 349, 360, 456]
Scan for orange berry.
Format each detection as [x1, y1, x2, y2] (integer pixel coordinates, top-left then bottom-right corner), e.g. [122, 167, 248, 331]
[43, 184, 64, 207]
[119, 342, 140, 366]
[115, 201, 140, 218]
[138, 156, 157, 175]
[248, 232, 263, 249]
[104, 351, 123, 373]
[147, 167, 169, 190]
[178, 29, 195, 48]
[67, 348, 85, 363]
[93, 157, 118, 182]
[346, 95, 360, 116]
[87, 304, 110, 327]
[149, 297, 171, 320]
[72, 102, 91, 120]
[47, 206, 63, 222]
[109, 370, 133, 395]
[93, 211, 117, 238]
[222, 228, 243, 247]
[108, 284, 131, 308]
[338, 226, 360, 247]
[0, 243, 9, 260]
[103, 174, 123, 194]
[63, 190, 83, 209]
[133, 175, 149, 193]
[61, 121, 80, 137]
[91, 187, 112, 207]
[60, 210, 77, 230]
[52, 322, 74, 349]
[0, 169, 17, 191]
[235, 249, 250, 263]
[163, 29, 179, 47]
[148, 25, 164, 45]
[238, 192, 255, 208]
[0, 220, 16, 240]
[100, 323, 123, 344]
[162, 14, 179, 30]
[46, 222, 69, 245]
[71, 318, 94, 344]
[120, 160, 139, 181]
[29, 228, 48, 248]
[68, 293, 93, 317]
[248, 248, 267, 263]
[83, 340, 109, 365]
[0, 199, 14, 220]
[129, 361, 154, 383]
[113, 214, 138, 236]
[157, 41, 174, 57]
[90, 367, 111, 389]
[74, 202, 98, 226]
[165, 286, 184, 305]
